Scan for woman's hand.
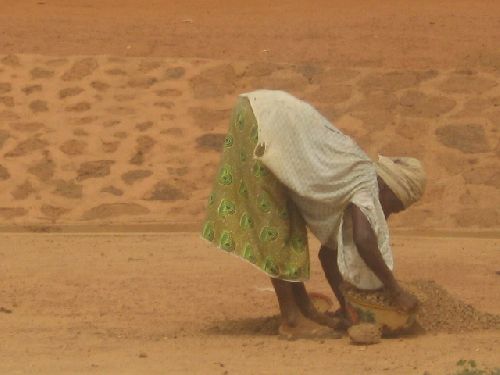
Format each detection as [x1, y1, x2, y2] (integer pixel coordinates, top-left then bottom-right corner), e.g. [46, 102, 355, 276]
[391, 288, 419, 312]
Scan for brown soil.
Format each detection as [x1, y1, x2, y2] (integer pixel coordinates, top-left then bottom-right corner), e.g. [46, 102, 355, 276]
[0, 1, 499, 374]
[1, 234, 499, 374]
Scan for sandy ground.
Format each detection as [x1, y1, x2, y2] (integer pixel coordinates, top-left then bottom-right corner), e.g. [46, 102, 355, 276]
[1, 233, 499, 375]
[0, 1, 499, 374]
[1, 0, 500, 70]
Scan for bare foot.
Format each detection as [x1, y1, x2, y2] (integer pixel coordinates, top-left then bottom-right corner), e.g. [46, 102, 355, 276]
[278, 314, 343, 340]
[301, 306, 343, 329]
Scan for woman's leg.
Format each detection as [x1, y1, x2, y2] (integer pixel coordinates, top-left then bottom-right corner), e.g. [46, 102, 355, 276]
[291, 282, 343, 329]
[270, 278, 302, 325]
[271, 278, 341, 339]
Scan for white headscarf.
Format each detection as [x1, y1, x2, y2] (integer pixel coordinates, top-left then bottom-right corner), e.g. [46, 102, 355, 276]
[375, 155, 426, 208]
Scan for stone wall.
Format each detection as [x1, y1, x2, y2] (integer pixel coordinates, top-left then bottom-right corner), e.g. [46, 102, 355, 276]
[0, 54, 498, 229]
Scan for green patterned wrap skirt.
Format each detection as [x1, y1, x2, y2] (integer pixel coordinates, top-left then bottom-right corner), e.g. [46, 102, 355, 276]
[201, 97, 310, 282]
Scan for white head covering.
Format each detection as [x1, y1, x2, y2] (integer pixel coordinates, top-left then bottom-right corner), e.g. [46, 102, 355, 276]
[375, 155, 426, 208]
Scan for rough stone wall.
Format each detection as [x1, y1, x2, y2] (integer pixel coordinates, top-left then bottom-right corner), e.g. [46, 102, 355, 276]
[0, 54, 498, 229]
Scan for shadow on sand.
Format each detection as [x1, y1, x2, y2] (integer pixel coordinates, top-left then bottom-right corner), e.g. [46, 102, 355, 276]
[203, 315, 281, 336]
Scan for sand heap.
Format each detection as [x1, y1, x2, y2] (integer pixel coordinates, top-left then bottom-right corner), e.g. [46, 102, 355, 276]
[409, 280, 500, 333]
[344, 280, 500, 333]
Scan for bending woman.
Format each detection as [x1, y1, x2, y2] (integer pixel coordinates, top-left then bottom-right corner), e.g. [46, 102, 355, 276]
[201, 90, 426, 339]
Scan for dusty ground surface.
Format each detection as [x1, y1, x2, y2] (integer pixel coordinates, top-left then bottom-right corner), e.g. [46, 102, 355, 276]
[0, 1, 499, 374]
[0, 233, 500, 374]
[1, 0, 500, 70]
[1, 233, 499, 374]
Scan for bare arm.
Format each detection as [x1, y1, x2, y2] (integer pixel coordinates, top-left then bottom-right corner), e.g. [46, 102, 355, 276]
[351, 204, 399, 292]
[318, 245, 346, 313]
[351, 204, 418, 312]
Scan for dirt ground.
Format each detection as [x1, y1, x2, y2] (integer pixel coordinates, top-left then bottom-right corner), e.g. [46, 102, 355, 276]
[1, 233, 499, 374]
[1, 0, 500, 70]
[0, 1, 499, 374]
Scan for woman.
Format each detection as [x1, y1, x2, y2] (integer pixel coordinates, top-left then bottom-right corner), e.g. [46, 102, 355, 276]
[201, 90, 426, 339]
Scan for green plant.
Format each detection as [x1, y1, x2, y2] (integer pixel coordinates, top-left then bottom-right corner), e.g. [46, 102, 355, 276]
[453, 360, 500, 375]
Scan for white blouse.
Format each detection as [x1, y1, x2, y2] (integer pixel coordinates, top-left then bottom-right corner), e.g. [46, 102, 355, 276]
[241, 89, 392, 290]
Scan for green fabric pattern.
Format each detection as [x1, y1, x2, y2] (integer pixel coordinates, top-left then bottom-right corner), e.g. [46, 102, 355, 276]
[201, 97, 310, 281]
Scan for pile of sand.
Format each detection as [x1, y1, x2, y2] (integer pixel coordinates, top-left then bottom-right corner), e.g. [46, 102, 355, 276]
[344, 280, 500, 334]
[409, 280, 500, 333]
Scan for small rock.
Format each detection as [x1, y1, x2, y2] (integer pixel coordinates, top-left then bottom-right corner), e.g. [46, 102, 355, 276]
[348, 323, 382, 345]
